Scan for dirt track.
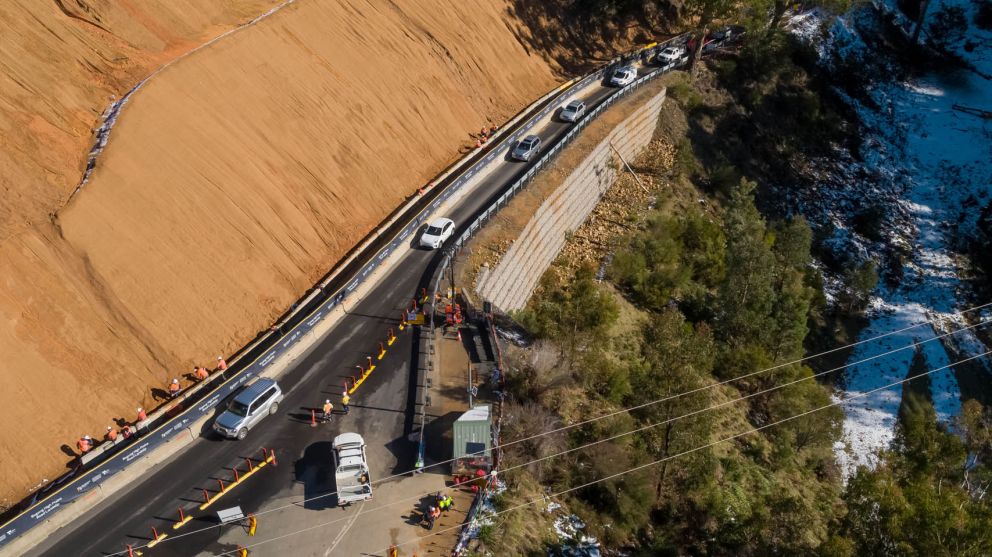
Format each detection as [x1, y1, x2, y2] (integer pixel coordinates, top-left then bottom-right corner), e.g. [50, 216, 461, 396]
[0, 0, 567, 507]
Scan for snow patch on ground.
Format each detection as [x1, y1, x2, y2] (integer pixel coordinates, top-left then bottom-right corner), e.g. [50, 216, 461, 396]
[548, 505, 601, 557]
[792, 0, 992, 477]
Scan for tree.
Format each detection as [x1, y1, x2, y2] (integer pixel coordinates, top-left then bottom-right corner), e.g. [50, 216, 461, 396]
[843, 260, 877, 313]
[520, 265, 619, 368]
[632, 308, 716, 504]
[716, 179, 777, 347]
[839, 394, 992, 555]
[682, 0, 734, 78]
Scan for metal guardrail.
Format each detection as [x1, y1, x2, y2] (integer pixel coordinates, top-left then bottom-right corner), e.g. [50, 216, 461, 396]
[434, 36, 691, 555]
[0, 44, 645, 552]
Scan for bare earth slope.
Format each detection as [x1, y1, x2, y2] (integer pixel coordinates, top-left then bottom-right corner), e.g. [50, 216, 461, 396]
[0, 0, 559, 507]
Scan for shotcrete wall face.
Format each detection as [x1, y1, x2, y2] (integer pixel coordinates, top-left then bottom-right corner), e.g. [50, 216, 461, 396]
[476, 89, 667, 312]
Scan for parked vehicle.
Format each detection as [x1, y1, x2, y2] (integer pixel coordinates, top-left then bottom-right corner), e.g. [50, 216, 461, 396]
[332, 432, 373, 505]
[420, 217, 455, 249]
[213, 378, 283, 440]
[655, 45, 686, 65]
[705, 25, 746, 51]
[510, 135, 542, 161]
[559, 100, 586, 123]
[608, 66, 637, 87]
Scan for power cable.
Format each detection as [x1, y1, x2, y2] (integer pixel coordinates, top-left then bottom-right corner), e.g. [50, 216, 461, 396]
[352, 349, 992, 557]
[106, 306, 991, 555]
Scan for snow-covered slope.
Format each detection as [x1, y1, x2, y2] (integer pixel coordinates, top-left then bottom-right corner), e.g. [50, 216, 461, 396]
[793, 0, 992, 476]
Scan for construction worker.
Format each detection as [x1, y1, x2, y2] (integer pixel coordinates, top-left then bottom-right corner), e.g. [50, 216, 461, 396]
[168, 378, 181, 398]
[120, 425, 132, 440]
[105, 426, 118, 443]
[136, 407, 147, 422]
[439, 493, 453, 513]
[425, 505, 440, 530]
[76, 435, 93, 453]
[490, 124, 499, 135]
[341, 391, 351, 414]
[322, 399, 333, 421]
[216, 356, 228, 371]
[194, 366, 209, 381]
[479, 126, 488, 138]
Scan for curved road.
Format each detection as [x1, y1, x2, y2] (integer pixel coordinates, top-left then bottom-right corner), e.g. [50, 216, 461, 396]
[31, 72, 645, 557]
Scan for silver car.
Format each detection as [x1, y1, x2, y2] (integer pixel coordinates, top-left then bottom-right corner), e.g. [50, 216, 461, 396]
[559, 100, 586, 123]
[511, 135, 542, 161]
[213, 378, 283, 440]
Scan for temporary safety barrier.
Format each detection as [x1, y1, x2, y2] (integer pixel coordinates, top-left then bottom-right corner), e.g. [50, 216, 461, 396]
[0, 37, 682, 551]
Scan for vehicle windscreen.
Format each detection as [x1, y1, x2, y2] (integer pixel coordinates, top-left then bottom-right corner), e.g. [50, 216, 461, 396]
[566, 102, 581, 111]
[426, 225, 442, 235]
[228, 400, 249, 417]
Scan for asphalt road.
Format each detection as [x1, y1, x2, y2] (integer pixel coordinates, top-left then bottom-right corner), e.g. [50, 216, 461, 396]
[32, 74, 636, 557]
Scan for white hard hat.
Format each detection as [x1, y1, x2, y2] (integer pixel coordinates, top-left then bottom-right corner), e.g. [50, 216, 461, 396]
[172, 378, 179, 384]
[107, 426, 112, 431]
[217, 356, 223, 360]
[325, 399, 331, 404]
[83, 435, 91, 440]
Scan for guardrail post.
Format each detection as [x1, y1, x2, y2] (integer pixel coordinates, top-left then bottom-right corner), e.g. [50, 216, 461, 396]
[232, 467, 240, 483]
[217, 478, 226, 493]
[378, 342, 386, 360]
[246, 457, 254, 471]
[202, 488, 210, 503]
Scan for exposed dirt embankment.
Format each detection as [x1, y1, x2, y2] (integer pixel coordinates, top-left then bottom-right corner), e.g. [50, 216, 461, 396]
[0, 0, 563, 507]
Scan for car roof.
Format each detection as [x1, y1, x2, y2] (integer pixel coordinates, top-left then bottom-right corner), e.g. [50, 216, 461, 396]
[333, 432, 366, 448]
[565, 100, 583, 109]
[521, 135, 539, 143]
[234, 378, 278, 404]
[427, 217, 453, 228]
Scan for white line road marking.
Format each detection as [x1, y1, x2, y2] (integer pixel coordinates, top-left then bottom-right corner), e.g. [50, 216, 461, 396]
[325, 500, 366, 555]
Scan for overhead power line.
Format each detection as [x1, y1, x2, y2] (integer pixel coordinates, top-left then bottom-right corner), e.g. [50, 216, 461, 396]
[354, 349, 991, 557]
[196, 318, 989, 555]
[108, 305, 991, 555]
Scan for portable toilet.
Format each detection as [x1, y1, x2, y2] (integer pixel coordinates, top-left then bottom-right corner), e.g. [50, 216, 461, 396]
[452, 405, 491, 475]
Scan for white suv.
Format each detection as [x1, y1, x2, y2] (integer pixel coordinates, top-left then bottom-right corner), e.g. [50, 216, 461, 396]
[608, 66, 637, 87]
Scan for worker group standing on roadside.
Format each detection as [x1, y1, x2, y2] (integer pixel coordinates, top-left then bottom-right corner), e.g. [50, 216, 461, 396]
[73, 353, 230, 459]
[473, 123, 500, 148]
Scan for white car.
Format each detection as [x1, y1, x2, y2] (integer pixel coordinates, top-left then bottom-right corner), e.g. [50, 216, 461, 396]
[420, 217, 455, 249]
[608, 66, 637, 87]
[656, 45, 686, 65]
[559, 100, 586, 122]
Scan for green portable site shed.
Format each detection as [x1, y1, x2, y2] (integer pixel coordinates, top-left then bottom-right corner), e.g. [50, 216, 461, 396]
[452, 405, 491, 474]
